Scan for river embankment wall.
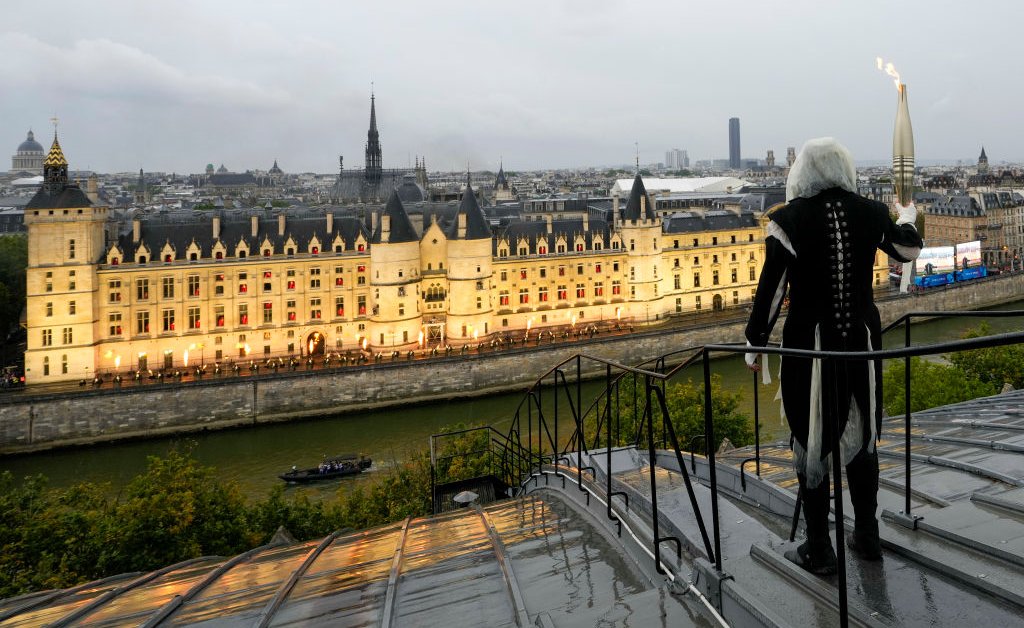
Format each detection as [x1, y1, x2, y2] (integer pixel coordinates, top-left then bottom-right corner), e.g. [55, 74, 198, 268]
[2, 273, 1022, 454]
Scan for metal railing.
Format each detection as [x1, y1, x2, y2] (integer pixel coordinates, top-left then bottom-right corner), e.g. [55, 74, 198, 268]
[431, 308, 1024, 628]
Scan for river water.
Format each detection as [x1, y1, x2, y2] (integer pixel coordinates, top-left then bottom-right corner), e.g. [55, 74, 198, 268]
[3, 300, 1022, 499]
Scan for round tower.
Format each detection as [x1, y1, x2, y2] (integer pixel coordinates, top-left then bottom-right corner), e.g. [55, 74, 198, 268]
[617, 174, 666, 324]
[367, 191, 422, 350]
[445, 178, 493, 344]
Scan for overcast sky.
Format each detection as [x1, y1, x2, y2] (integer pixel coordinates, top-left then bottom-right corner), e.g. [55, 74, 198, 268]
[2, 1, 1020, 174]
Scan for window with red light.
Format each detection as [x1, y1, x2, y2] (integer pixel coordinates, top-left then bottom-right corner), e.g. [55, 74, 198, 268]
[263, 271, 272, 278]
[112, 258, 119, 265]
[557, 286, 567, 300]
[164, 254, 172, 262]
[576, 244, 583, 251]
[312, 246, 319, 255]
[357, 244, 365, 252]
[263, 249, 271, 257]
[357, 265, 366, 272]
[520, 270, 527, 279]
[576, 284, 585, 298]
[215, 251, 223, 259]
[239, 284, 247, 293]
[539, 246, 547, 254]
[558, 267, 565, 276]
[539, 287, 548, 301]
[288, 311, 296, 321]
[595, 264, 602, 273]
[287, 281, 295, 290]
[335, 277, 343, 286]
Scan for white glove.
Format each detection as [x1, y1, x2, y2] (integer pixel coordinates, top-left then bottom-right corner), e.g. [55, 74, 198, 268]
[895, 202, 917, 226]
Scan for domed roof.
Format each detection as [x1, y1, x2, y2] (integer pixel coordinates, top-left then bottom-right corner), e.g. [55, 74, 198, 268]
[17, 130, 44, 154]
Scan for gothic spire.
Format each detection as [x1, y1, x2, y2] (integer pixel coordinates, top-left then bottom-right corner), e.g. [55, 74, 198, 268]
[364, 92, 382, 185]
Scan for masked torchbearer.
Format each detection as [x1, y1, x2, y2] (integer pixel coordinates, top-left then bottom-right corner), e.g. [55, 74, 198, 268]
[745, 138, 922, 574]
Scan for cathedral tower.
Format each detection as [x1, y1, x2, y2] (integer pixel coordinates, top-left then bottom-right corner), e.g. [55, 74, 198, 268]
[368, 191, 422, 349]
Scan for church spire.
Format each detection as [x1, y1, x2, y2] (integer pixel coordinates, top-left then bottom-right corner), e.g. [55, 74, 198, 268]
[365, 92, 382, 185]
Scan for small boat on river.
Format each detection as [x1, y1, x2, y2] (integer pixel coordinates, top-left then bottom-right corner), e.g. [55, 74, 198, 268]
[279, 453, 372, 483]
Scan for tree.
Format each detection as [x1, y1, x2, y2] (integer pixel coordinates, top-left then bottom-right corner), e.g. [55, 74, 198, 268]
[948, 321, 1024, 390]
[0, 234, 28, 339]
[881, 357, 997, 416]
[586, 374, 753, 452]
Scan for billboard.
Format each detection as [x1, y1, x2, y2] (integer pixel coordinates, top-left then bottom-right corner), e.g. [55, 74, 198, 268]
[917, 246, 955, 275]
[955, 240, 982, 269]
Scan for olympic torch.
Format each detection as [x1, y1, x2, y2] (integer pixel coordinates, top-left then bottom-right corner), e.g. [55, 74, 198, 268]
[880, 57, 916, 292]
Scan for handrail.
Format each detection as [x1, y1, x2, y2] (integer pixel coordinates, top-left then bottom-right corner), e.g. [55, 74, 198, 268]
[433, 307, 1024, 628]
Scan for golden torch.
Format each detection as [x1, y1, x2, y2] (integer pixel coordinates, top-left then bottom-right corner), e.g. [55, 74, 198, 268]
[879, 57, 916, 292]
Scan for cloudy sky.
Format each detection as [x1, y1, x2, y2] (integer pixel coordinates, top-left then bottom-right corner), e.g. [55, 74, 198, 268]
[2, 1, 1019, 174]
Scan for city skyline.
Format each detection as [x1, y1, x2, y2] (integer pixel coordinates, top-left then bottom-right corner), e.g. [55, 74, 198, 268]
[2, 1, 1022, 173]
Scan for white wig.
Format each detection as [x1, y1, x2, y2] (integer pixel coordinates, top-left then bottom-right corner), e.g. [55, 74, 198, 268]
[785, 137, 857, 203]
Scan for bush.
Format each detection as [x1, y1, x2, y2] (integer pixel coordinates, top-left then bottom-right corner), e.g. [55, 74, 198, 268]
[948, 321, 1024, 390]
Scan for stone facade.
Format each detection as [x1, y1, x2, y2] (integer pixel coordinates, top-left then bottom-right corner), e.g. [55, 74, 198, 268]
[3, 273, 1023, 454]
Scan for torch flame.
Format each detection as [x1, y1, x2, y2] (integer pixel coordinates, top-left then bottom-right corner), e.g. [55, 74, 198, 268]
[876, 56, 902, 90]
[183, 350, 189, 367]
[114, 355, 121, 369]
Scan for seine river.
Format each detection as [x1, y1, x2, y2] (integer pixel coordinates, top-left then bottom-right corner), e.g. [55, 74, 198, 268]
[3, 300, 1022, 499]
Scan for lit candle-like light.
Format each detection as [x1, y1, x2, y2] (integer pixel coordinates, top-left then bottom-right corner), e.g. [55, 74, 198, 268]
[183, 350, 189, 367]
[418, 330, 424, 347]
[114, 355, 121, 369]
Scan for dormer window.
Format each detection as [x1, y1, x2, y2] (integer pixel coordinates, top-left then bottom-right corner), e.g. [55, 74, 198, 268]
[190, 253, 197, 261]
[112, 258, 119, 265]
[164, 254, 172, 263]
[216, 251, 223, 259]
[263, 249, 271, 257]
[139, 256, 147, 264]
[311, 246, 319, 255]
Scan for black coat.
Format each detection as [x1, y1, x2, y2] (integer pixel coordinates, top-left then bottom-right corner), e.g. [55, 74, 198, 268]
[745, 188, 923, 457]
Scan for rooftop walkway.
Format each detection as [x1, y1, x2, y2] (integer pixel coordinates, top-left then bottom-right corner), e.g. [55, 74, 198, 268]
[4, 390, 1024, 626]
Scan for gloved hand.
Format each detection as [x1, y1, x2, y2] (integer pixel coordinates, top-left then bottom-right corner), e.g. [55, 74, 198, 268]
[744, 341, 760, 372]
[895, 202, 917, 226]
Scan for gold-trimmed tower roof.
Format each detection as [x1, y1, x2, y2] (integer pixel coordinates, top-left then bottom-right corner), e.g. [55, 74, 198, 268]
[43, 133, 68, 168]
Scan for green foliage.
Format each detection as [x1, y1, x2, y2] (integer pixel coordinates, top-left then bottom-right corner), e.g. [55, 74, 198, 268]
[0, 234, 28, 337]
[948, 321, 1024, 389]
[270, 200, 290, 208]
[192, 203, 217, 210]
[587, 374, 753, 452]
[432, 423, 492, 485]
[0, 445, 437, 598]
[881, 357, 997, 416]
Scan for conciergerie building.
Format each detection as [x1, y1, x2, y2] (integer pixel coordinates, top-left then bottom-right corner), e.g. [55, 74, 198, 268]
[24, 129, 891, 385]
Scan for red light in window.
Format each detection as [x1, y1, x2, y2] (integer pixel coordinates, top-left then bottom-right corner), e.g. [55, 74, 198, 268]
[336, 307, 344, 316]
[112, 258, 119, 265]
[164, 255, 172, 262]
[335, 278, 343, 286]
[357, 265, 365, 272]
[264, 271, 272, 278]
[239, 285, 247, 293]
[240, 315, 248, 325]
[288, 312, 296, 321]
[520, 271, 527, 279]
[196, 321, 201, 328]
[357, 245, 365, 252]
[539, 247, 546, 254]
[263, 250, 271, 257]
[216, 252, 223, 259]
[144, 324, 149, 332]
[595, 264, 601, 273]
[287, 281, 295, 289]
[217, 316, 225, 326]
[115, 326, 121, 334]
[358, 306, 366, 315]
[170, 323, 175, 331]
[264, 302, 272, 309]
[312, 247, 319, 255]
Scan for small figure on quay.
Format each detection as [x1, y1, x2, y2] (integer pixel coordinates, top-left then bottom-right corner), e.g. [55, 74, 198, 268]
[745, 138, 923, 575]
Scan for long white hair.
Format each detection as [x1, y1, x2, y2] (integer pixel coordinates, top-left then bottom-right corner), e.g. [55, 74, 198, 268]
[785, 137, 857, 203]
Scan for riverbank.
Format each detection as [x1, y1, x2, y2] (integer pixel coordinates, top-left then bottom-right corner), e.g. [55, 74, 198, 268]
[2, 272, 1023, 454]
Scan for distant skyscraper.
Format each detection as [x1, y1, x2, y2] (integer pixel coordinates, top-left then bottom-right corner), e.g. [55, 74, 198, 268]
[665, 150, 676, 169]
[681, 150, 689, 169]
[728, 118, 740, 169]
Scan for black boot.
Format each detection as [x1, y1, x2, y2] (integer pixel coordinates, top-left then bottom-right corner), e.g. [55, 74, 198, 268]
[846, 520, 882, 561]
[845, 449, 882, 561]
[785, 540, 838, 575]
[788, 472, 837, 575]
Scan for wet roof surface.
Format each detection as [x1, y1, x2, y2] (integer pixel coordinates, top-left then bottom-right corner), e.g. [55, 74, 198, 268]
[6, 390, 1024, 626]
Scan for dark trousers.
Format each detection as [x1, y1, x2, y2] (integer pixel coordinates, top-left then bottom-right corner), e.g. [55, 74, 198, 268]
[797, 448, 879, 546]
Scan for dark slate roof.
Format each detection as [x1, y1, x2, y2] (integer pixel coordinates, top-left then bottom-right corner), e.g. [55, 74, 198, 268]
[25, 184, 93, 210]
[495, 165, 509, 188]
[395, 174, 426, 203]
[446, 181, 492, 240]
[662, 209, 758, 233]
[112, 208, 368, 263]
[622, 174, 656, 221]
[207, 173, 257, 186]
[927, 195, 983, 217]
[371, 191, 418, 244]
[493, 217, 611, 255]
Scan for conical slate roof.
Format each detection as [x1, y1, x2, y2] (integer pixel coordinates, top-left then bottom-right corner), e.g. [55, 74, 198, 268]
[371, 190, 419, 243]
[622, 173, 656, 221]
[446, 178, 492, 240]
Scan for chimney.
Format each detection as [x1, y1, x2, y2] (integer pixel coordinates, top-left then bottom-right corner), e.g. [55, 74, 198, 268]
[545, 214, 553, 234]
[640, 194, 647, 221]
[326, 212, 334, 234]
[212, 214, 221, 240]
[371, 211, 378, 233]
[251, 215, 259, 238]
[457, 213, 467, 239]
[132, 218, 141, 243]
[583, 212, 589, 232]
[278, 213, 286, 237]
[381, 215, 391, 243]
[86, 175, 99, 204]
[612, 193, 620, 225]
